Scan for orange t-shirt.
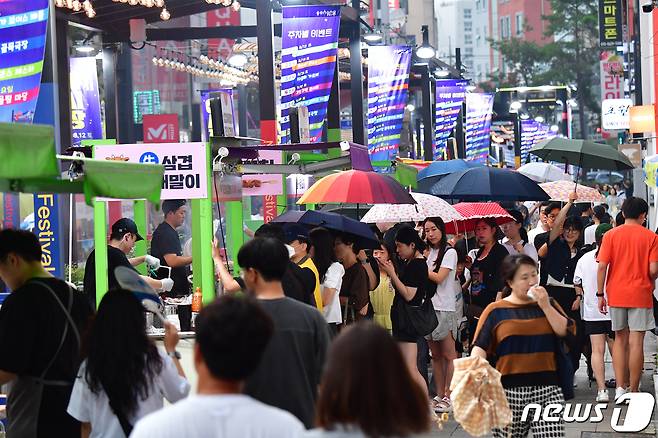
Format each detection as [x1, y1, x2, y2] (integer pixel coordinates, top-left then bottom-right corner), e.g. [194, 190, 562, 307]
[597, 224, 658, 308]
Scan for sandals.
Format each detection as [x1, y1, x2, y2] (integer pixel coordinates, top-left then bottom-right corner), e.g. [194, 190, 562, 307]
[432, 396, 452, 413]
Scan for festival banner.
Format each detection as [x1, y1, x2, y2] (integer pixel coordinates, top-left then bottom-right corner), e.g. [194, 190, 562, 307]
[70, 57, 103, 144]
[367, 45, 412, 162]
[0, 0, 49, 123]
[280, 5, 341, 143]
[465, 93, 494, 163]
[2, 193, 19, 229]
[434, 79, 468, 160]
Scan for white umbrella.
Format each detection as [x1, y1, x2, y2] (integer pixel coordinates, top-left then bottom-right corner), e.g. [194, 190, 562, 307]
[360, 192, 463, 224]
[518, 162, 571, 183]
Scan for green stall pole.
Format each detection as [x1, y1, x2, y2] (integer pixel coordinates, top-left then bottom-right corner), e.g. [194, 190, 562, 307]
[93, 200, 108, 307]
[133, 200, 148, 275]
[192, 143, 215, 304]
[225, 200, 244, 275]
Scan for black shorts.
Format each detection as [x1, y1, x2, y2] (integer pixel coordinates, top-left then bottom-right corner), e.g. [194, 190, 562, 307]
[585, 320, 614, 338]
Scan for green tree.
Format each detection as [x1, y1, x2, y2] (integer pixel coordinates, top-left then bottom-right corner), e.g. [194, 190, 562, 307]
[490, 0, 600, 138]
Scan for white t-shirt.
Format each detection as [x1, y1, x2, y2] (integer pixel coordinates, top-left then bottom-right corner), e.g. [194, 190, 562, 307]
[573, 249, 610, 322]
[500, 238, 539, 262]
[322, 262, 345, 324]
[67, 351, 190, 438]
[131, 394, 305, 438]
[527, 223, 547, 246]
[584, 224, 597, 246]
[426, 247, 459, 311]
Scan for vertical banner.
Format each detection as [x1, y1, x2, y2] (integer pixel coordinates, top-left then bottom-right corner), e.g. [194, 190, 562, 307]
[200, 89, 235, 141]
[2, 193, 19, 229]
[520, 119, 539, 163]
[367, 46, 412, 162]
[0, 0, 49, 123]
[70, 57, 102, 144]
[598, 0, 622, 48]
[600, 51, 623, 100]
[280, 5, 341, 143]
[465, 93, 494, 163]
[34, 193, 61, 277]
[143, 114, 180, 143]
[434, 79, 468, 160]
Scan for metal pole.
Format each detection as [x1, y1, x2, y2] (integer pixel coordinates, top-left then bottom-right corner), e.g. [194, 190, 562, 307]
[256, 0, 277, 143]
[421, 66, 433, 161]
[350, 0, 366, 145]
[237, 84, 248, 136]
[513, 112, 522, 168]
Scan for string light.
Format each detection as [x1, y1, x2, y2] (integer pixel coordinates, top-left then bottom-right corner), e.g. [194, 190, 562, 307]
[55, 0, 96, 16]
[152, 50, 256, 86]
[160, 6, 170, 20]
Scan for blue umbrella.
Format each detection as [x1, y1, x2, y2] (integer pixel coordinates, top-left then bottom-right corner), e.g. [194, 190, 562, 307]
[417, 160, 483, 193]
[429, 166, 550, 202]
[272, 210, 379, 249]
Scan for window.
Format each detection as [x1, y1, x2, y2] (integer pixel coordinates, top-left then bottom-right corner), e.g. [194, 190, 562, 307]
[464, 21, 472, 32]
[464, 48, 473, 55]
[464, 34, 473, 45]
[500, 16, 511, 39]
[464, 8, 472, 19]
[515, 13, 523, 36]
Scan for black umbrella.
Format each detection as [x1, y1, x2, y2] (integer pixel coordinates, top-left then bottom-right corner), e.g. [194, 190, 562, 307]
[530, 138, 634, 171]
[428, 166, 550, 202]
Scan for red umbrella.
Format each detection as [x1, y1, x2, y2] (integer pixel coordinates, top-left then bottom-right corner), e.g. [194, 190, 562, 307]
[444, 202, 514, 234]
[297, 170, 416, 205]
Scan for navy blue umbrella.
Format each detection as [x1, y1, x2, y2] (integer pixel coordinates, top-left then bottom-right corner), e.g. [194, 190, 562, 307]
[272, 210, 379, 249]
[417, 160, 483, 193]
[429, 166, 550, 202]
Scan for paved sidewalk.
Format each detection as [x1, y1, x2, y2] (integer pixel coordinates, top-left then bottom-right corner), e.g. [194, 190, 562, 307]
[427, 334, 658, 437]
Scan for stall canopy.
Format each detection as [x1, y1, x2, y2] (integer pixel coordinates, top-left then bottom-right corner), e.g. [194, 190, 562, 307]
[0, 123, 164, 205]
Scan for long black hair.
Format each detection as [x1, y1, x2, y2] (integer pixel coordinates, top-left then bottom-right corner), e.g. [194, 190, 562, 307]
[423, 217, 449, 272]
[84, 290, 163, 418]
[507, 209, 529, 243]
[394, 225, 426, 254]
[310, 227, 337, 282]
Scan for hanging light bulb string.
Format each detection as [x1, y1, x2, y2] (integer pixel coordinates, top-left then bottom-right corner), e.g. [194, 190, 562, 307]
[55, 0, 96, 17]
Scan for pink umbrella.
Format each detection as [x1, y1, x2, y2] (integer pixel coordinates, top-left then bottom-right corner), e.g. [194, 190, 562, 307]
[539, 180, 605, 203]
[445, 202, 514, 235]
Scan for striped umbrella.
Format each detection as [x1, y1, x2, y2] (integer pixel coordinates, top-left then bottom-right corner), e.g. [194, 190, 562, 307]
[539, 180, 605, 203]
[445, 202, 514, 234]
[297, 170, 416, 205]
[360, 192, 463, 223]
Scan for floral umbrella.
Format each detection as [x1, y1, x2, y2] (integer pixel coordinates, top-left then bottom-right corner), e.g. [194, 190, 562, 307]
[360, 192, 463, 224]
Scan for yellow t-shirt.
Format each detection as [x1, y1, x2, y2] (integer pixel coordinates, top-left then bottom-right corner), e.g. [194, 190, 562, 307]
[300, 258, 323, 312]
[369, 275, 394, 331]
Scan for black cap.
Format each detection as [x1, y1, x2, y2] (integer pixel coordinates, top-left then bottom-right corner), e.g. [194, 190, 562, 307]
[112, 218, 144, 241]
[283, 223, 310, 245]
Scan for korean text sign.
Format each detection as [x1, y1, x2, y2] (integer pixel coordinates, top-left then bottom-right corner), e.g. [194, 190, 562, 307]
[598, 0, 622, 48]
[367, 46, 412, 162]
[94, 143, 208, 200]
[435, 79, 468, 160]
[280, 5, 341, 143]
[0, 0, 49, 123]
[70, 57, 103, 144]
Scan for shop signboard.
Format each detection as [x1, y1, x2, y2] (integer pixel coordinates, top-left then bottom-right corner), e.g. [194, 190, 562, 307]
[629, 105, 655, 133]
[280, 5, 341, 143]
[598, 0, 623, 48]
[0, 0, 49, 123]
[601, 98, 632, 130]
[94, 143, 208, 200]
[367, 45, 412, 162]
[600, 52, 623, 101]
[70, 57, 103, 144]
[434, 79, 468, 160]
[143, 114, 179, 143]
[465, 93, 494, 163]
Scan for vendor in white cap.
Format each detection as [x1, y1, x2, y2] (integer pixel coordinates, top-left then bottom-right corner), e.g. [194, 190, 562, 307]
[83, 218, 173, 309]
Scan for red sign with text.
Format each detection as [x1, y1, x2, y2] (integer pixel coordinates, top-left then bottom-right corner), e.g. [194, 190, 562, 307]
[143, 114, 179, 143]
[207, 9, 241, 60]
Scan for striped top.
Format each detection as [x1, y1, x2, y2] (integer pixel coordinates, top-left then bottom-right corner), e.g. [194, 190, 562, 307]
[472, 299, 576, 388]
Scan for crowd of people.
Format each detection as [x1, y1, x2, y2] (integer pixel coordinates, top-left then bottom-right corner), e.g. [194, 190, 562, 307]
[1, 186, 658, 438]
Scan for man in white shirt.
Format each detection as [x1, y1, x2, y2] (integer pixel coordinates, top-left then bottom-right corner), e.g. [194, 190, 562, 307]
[527, 201, 552, 245]
[131, 294, 305, 438]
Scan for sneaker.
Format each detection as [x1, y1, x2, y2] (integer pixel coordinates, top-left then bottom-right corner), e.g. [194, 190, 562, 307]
[434, 396, 452, 413]
[615, 387, 627, 401]
[596, 389, 609, 403]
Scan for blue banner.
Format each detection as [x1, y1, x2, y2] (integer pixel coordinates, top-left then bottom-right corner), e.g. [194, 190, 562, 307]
[0, 1, 49, 124]
[70, 57, 102, 144]
[280, 5, 341, 143]
[367, 46, 412, 162]
[465, 93, 494, 163]
[520, 120, 556, 163]
[33, 193, 62, 278]
[434, 79, 468, 160]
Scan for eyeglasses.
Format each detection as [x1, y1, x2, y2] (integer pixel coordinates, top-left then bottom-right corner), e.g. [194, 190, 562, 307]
[564, 228, 579, 234]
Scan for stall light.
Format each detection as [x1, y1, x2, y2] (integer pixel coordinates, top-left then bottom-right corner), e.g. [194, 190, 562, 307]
[76, 44, 95, 53]
[72, 0, 82, 11]
[550, 125, 559, 133]
[406, 104, 415, 112]
[534, 116, 545, 123]
[520, 113, 530, 120]
[160, 6, 171, 20]
[509, 100, 522, 112]
[232, 1, 241, 11]
[56, 0, 65, 6]
[364, 30, 383, 43]
[415, 25, 435, 59]
[228, 52, 248, 67]
[128, 0, 138, 5]
[154, 0, 164, 6]
[434, 69, 450, 78]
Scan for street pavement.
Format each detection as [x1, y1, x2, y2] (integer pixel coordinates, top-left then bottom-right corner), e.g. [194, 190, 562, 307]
[428, 334, 658, 437]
